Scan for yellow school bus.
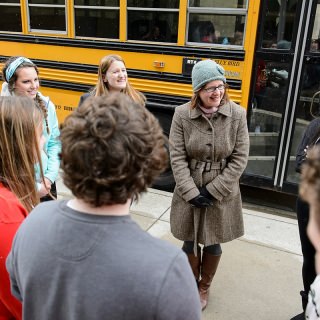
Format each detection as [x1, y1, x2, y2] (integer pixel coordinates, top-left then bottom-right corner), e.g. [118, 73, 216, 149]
[1, 0, 319, 210]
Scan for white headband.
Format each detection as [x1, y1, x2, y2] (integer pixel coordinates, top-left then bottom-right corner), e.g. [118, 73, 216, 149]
[5, 57, 33, 82]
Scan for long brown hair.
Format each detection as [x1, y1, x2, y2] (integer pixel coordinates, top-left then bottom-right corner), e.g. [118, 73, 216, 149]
[92, 54, 146, 107]
[0, 96, 44, 211]
[2, 56, 50, 134]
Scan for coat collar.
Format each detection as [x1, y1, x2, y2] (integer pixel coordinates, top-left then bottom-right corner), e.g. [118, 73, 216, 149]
[189, 101, 232, 119]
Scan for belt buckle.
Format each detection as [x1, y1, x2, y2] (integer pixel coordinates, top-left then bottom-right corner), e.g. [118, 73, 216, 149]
[204, 162, 212, 172]
[220, 159, 227, 170]
[194, 161, 201, 170]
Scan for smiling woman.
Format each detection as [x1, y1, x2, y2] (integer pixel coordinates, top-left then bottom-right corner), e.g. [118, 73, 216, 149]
[12, 66, 39, 99]
[169, 59, 249, 311]
[1, 56, 61, 202]
[78, 54, 146, 107]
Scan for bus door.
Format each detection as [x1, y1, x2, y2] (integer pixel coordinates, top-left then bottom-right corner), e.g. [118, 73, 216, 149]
[283, 0, 320, 193]
[243, 0, 318, 195]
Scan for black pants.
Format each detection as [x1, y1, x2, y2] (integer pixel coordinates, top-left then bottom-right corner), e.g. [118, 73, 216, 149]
[182, 241, 222, 256]
[40, 182, 57, 202]
[296, 196, 316, 309]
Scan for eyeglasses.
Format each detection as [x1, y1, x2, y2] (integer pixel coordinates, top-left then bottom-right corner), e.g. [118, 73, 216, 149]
[202, 84, 225, 93]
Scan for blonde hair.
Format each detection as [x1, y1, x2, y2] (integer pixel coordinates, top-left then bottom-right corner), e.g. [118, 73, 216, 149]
[190, 83, 230, 109]
[92, 54, 146, 107]
[0, 96, 44, 211]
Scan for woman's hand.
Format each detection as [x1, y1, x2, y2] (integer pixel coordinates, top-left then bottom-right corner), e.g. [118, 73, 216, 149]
[38, 178, 52, 197]
[199, 186, 214, 200]
[188, 194, 213, 208]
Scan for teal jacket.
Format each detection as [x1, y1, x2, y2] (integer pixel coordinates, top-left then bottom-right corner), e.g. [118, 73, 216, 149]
[35, 92, 61, 190]
[1, 83, 61, 190]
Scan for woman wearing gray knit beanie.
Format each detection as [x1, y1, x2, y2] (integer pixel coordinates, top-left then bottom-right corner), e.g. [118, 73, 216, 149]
[169, 59, 249, 311]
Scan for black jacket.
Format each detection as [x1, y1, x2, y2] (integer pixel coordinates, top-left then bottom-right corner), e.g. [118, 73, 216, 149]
[78, 92, 91, 107]
[296, 118, 320, 173]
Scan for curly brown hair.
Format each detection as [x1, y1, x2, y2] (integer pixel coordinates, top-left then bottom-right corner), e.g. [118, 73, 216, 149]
[60, 93, 168, 206]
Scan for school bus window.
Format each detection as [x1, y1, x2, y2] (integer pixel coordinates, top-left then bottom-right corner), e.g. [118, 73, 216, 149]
[187, 1, 247, 47]
[189, 0, 247, 9]
[127, 0, 178, 8]
[188, 14, 245, 45]
[29, 0, 65, 3]
[309, 3, 320, 52]
[74, 1, 119, 39]
[0, 1, 22, 32]
[75, 0, 119, 5]
[260, 1, 296, 50]
[28, 0, 66, 32]
[127, 1, 179, 43]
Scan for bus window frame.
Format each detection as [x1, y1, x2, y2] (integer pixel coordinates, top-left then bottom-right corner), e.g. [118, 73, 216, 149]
[0, 1, 22, 33]
[186, 6, 248, 48]
[73, 4, 120, 40]
[307, 0, 320, 54]
[126, 5, 179, 44]
[256, 0, 302, 52]
[27, 1, 67, 34]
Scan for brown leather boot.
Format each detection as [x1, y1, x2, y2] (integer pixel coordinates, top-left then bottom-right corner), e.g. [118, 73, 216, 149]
[198, 252, 221, 310]
[186, 251, 201, 283]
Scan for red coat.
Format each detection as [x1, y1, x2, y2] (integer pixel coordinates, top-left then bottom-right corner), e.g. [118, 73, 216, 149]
[0, 183, 27, 320]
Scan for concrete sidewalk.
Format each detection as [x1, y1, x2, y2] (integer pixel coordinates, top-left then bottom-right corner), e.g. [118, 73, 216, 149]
[57, 176, 303, 320]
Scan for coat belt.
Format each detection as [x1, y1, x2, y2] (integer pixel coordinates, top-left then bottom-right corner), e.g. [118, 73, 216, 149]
[189, 159, 227, 172]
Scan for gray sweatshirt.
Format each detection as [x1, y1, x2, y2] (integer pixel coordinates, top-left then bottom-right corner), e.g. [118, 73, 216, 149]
[7, 200, 201, 320]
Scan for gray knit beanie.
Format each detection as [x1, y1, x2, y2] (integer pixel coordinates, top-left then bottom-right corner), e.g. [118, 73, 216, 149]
[192, 59, 226, 92]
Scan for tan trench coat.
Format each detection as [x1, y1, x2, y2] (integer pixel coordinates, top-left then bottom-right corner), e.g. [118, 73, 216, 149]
[169, 101, 249, 246]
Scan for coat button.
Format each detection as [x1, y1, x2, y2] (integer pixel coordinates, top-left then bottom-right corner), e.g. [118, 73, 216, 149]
[206, 143, 212, 146]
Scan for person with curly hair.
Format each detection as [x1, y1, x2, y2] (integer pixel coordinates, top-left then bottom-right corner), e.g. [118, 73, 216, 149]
[78, 54, 146, 107]
[6, 94, 201, 320]
[0, 96, 44, 320]
[1, 56, 61, 201]
[299, 145, 320, 319]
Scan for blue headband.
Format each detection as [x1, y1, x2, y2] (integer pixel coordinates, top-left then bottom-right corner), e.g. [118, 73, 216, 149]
[5, 57, 33, 82]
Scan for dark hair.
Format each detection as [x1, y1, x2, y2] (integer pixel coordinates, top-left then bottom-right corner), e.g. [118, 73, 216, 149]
[200, 21, 215, 37]
[60, 94, 168, 206]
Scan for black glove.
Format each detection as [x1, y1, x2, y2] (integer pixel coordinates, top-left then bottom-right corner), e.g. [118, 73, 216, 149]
[199, 186, 214, 200]
[188, 194, 213, 208]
